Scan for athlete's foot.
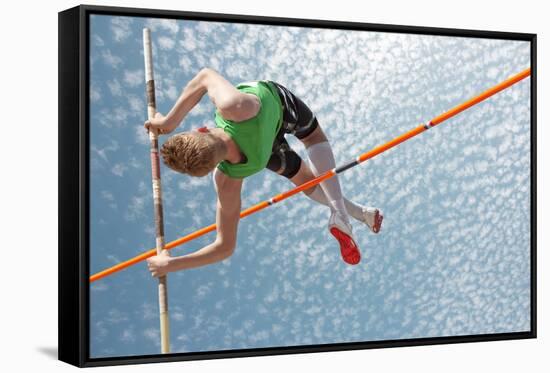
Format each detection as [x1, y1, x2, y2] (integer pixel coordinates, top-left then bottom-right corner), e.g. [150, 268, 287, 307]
[362, 207, 384, 234]
[328, 212, 361, 265]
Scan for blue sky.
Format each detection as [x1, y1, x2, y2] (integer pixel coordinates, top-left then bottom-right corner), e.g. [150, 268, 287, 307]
[88, 14, 531, 358]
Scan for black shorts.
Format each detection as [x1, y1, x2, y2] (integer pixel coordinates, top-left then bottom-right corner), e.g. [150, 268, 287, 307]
[265, 81, 319, 178]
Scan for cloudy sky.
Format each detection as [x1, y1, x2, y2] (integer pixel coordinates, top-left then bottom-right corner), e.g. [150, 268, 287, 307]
[88, 14, 531, 358]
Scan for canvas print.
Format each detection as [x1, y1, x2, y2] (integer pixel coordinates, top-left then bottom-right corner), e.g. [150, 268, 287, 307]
[87, 13, 532, 358]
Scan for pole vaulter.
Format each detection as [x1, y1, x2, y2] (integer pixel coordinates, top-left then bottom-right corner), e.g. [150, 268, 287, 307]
[90, 67, 531, 284]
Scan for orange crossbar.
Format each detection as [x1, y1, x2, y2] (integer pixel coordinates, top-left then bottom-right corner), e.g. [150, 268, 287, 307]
[431, 68, 531, 126]
[90, 68, 531, 283]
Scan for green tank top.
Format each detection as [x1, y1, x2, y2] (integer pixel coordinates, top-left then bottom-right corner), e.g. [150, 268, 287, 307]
[215, 80, 283, 178]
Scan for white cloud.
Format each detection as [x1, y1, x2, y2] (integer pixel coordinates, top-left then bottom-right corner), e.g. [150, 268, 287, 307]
[138, 303, 158, 320]
[165, 85, 178, 101]
[111, 163, 127, 177]
[123, 69, 144, 87]
[106, 308, 128, 324]
[110, 16, 133, 42]
[194, 282, 213, 300]
[143, 328, 160, 347]
[124, 195, 147, 221]
[145, 18, 180, 34]
[107, 79, 122, 96]
[180, 28, 197, 51]
[101, 49, 123, 69]
[158, 36, 175, 50]
[91, 140, 119, 163]
[90, 83, 101, 102]
[127, 94, 144, 113]
[98, 106, 131, 128]
[92, 34, 105, 47]
[101, 190, 117, 210]
[178, 55, 192, 71]
[90, 281, 109, 292]
[120, 328, 136, 343]
[177, 175, 210, 191]
[134, 125, 150, 145]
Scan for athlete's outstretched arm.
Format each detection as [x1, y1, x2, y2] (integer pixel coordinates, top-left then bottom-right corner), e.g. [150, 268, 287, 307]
[144, 67, 259, 134]
[201, 68, 260, 122]
[146, 168, 243, 275]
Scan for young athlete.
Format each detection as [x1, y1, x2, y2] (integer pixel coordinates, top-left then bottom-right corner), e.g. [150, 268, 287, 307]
[144, 68, 383, 276]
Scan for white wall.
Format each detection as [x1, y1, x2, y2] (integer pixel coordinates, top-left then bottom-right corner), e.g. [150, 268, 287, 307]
[0, 0, 545, 371]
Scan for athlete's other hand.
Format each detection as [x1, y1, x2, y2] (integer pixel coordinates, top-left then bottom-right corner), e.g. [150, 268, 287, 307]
[146, 250, 172, 277]
[144, 112, 173, 135]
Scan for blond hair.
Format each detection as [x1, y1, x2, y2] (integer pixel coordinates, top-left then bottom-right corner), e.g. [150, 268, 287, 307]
[160, 132, 227, 177]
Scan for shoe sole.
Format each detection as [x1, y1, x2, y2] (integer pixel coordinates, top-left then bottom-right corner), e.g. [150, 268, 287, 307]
[371, 209, 383, 234]
[329, 227, 361, 265]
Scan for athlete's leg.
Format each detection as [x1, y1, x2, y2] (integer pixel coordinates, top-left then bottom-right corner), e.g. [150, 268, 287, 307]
[266, 136, 357, 264]
[268, 81, 362, 264]
[290, 160, 384, 233]
[289, 160, 357, 216]
[267, 81, 351, 223]
[298, 125, 353, 224]
[265, 134, 357, 215]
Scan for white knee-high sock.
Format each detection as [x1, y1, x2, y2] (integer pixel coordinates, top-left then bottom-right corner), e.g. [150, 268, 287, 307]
[306, 185, 365, 222]
[306, 141, 350, 224]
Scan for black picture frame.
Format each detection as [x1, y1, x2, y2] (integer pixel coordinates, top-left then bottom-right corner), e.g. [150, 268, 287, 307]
[58, 4, 537, 368]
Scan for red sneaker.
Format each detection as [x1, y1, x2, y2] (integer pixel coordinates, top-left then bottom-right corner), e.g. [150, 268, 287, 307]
[329, 213, 361, 265]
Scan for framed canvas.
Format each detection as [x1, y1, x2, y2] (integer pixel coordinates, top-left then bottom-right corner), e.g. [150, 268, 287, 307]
[58, 4, 537, 368]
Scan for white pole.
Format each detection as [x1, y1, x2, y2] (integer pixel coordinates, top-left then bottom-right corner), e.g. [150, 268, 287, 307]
[143, 27, 170, 354]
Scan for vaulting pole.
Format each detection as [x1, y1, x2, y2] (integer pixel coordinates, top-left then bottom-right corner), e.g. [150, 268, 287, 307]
[143, 28, 170, 354]
[90, 67, 531, 283]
